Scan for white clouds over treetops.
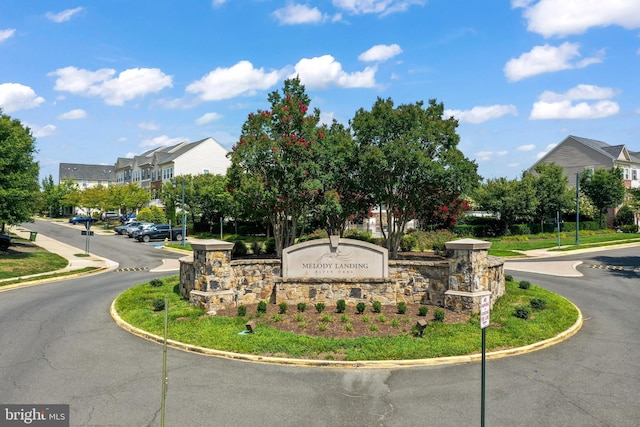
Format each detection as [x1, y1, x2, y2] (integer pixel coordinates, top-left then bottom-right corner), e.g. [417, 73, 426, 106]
[444, 104, 517, 124]
[359, 44, 402, 62]
[516, 0, 640, 37]
[46, 7, 84, 23]
[530, 84, 620, 119]
[291, 55, 377, 89]
[504, 42, 602, 82]
[0, 83, 45, 112]
[49, 66, 173, 106]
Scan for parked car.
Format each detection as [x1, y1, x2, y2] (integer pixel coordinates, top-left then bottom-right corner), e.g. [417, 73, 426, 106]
[129, 223, 155, 239]
[115, 221, 152, 236]
[100, 211, 120, 221]
[0, 233, 11, 250]
[69, 216, 98, 225]
[135, 224, 185, 243]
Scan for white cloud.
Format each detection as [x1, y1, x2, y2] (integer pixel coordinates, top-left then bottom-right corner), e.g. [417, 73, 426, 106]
[504, 42, 602, 82]
[25, 122, 56, 138]
[0, 29, 16, 43]
[0, 83, 45, 112]
[530, 84, 620, 119]
[46, 7, 83, 23]
[518, 144, 536, 151]
[138, 121, 159, 130]
[139, 135, 188, 148]
[291, 55, 377, 89]
[49, 66, 173, 105]
[212, 0, 226, 6]
[187, 61, 282, 101]
[359, 44, 402, 62]
[58, 109, 86, 120]
[517, 0, 640, 37]
[333, 0, 425, 16]
[273, 4, 326, 25]
[196, 112, 223, 125]
[536, 143, 558, 159]
[444, 104, 517, 124]
[475, 151, 494, 161]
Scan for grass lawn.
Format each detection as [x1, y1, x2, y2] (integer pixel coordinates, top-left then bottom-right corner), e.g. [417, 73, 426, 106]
[0, 251, 68, 280]
[114, 277, 579, 361]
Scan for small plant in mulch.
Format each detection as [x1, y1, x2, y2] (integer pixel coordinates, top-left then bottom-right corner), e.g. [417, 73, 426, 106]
[257, 300, 268, 314]
[336, 299, 346, 313]
[372, 300, 382, 313]
[397, 302, 407, 314]
[514, 305, 531, 320]
[278, 302, 288, 314]
[530, 298, 547, 310]
[314, 302, 326, 313]
[434, 308, 446, 322]
[297, 302, 307, 313]
[149, 278, 163, 287]
[152, 298, 165, 311]
[237, 305, 247, 317]
[519, 280, 531, 290]
[418, 306, 429, 317]
[356, 302, 366, 314]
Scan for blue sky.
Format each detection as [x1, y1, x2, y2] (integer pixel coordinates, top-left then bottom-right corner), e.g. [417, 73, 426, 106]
[1, 1, 639, 184]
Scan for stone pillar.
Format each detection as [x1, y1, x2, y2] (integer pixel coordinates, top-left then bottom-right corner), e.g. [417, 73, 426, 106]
[189, 239, 235, 314]
[444, 238, 494, 314]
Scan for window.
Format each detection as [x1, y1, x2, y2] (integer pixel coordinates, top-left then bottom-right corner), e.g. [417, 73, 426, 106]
[633, 169, 638, 181]
[623, 168, 630, 180]
[203, 169, 209, 174]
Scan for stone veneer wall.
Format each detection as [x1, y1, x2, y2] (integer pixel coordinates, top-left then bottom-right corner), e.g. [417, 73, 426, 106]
[179, 238, 504, 315]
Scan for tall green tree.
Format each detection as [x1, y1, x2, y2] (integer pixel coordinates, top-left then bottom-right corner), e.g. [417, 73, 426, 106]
[473, 174, 538, 235]
[227, 78, 323, 256]
[192, 173, 232, 233]
[580, 167, 626, 228]
[107, 183, 150, 215]
[41, 175, 76, 217]
[350, 98, 479, 258]
[531, 163, 574, 227]
[0, 111, 40, 232]
[161, 175, 194, 227]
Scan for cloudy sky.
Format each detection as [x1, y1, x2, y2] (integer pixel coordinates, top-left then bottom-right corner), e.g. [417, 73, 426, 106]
[1, 1, 639, 183]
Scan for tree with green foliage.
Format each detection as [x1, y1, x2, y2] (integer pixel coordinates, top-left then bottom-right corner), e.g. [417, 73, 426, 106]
[473, 174, 538, 235]
[79, 185, 110, 213]
[136, 206, 167, 224]
[227, 78, 323, 256]
[161, 175, 194, 228]
[108, 182, 150, 215]
[192, 173, 233, 233]
[40, 176, 76, 217]
[580, 167, 626, 228]
[350, 97, 479, 258]
[531, 163, 574, 228]
[0, 112, 40, 232]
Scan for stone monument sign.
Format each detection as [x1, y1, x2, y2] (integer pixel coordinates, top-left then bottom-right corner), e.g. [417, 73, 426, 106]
[282, 236, 388, 279]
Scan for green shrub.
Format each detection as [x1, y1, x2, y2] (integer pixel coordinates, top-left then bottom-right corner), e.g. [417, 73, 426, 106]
[137, 206, 167, 224]
[369, 324, 379, 332]
[340, 314, 349, 323]
[298, 229, 328, 242]
[433, 308, 445, 322]
[237, 305, 247, 317]
[232, 240, 248, 257]
[509, 223, 531, 236]
[514, 305, 531, 319]
[390, 318, 400, 328]
[614, 205, 635, 227]
[152, 298, 165, 312]
[278, 302, 288, 314]
[315, 302, 326, 313]
[271, 313, 284, 322]
[400, 234, 416, 252]
[257, 300, 268, 314]
[343, 229, 375, 243]
[356, 302, 366, 314]
[418, 306, 428, 317]
[397, 301, 407, 314]
[519, 280, 531, 290]
[318, 323, 327, 332]
[505, 274, 513, 282]
[344, 323, 353, 332]
[336, 299, 346, 313]
[264, 238, 277, 254]
[530, 298, 547, 310]
[149, 278, 163, 287]
[251, 241, 263, 255]
[621, 224, 639, 233]
[372, 300, 382, 313]
[297, 302, 307, 313]
[320, 314, 332, 323]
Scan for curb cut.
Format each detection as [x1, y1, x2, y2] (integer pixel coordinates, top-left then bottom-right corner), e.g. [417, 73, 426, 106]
[110, 299, 583, 369]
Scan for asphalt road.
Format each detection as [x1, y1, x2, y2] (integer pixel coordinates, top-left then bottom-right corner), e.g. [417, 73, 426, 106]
[0, 222, 638, 426]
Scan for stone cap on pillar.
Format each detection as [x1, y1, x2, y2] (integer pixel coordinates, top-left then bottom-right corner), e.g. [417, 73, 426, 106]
[445, 238, 491, 250]
[190, 239, 234, 251]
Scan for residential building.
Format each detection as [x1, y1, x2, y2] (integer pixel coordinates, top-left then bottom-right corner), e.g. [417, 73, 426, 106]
[59, 163, 116, 188]
[529, 135, 640, 226]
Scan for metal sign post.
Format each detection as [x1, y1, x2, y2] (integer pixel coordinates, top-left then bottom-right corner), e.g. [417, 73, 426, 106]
[480, 294, 491, 427]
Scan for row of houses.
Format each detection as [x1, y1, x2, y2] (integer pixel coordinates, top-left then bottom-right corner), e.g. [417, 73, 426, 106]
[59, 135, 640, 225]
[59, 137, 231, 207]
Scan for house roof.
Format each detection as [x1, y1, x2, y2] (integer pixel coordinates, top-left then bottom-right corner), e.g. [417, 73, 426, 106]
[129, 138, 212, 168]
[59, 163, 115, 182]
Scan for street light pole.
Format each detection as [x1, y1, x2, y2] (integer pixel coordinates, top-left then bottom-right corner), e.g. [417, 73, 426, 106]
[181, 179, 186, 248]
[575, 172, 580, 246]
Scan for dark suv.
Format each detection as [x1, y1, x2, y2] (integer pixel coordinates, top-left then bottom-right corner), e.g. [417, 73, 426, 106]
[135, 224, 184, 243]
[0, 233, 11, 251]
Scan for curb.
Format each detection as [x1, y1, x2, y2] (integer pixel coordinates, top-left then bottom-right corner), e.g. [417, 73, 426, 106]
[110, 299, 583, 369]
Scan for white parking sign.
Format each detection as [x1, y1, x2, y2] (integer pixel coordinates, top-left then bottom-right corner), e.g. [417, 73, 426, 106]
[480, 295, 490, 329]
